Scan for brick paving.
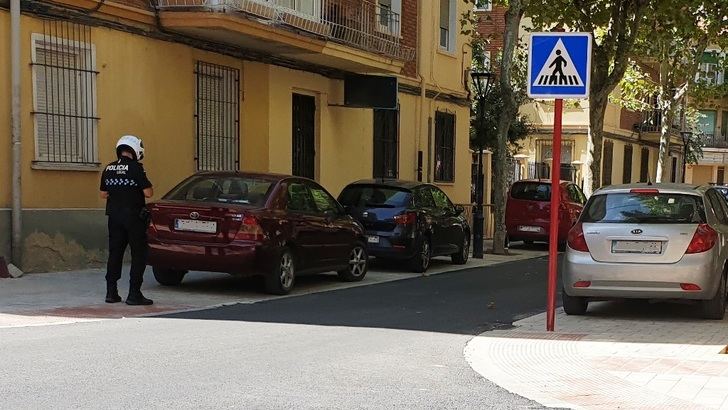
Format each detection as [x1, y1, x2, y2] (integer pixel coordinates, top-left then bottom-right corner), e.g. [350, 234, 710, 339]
[466, 302, 728, 409]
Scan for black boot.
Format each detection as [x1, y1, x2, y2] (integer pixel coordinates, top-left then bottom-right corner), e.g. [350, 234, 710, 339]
[105, 283, 122, 303]
[126, 289, 153, 306]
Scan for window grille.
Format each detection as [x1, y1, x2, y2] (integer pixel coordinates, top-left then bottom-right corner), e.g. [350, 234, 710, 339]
[31, 20, 98, 165]
[434, 111, 455, 182]
[195, 61, 240, 171]
[373, 108, 399, 179]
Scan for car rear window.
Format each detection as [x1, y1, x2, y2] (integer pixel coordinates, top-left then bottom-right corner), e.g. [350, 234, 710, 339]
[164, 176, 273, 207]
[510, 182, 551, 201]
[582, 192, 706, 224]
[339, 185, 412, 208]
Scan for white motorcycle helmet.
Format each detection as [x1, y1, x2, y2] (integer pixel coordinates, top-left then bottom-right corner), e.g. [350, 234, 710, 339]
[116, 135, 145, 161]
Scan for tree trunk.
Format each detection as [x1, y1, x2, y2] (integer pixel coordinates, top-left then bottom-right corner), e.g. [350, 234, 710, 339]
[491, 0, 525, 255]
[656, 100, 675, 183]
[586, 90, 609, 194]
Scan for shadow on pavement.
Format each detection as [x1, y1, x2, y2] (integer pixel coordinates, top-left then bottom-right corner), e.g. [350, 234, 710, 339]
[158, 256, 554, 336]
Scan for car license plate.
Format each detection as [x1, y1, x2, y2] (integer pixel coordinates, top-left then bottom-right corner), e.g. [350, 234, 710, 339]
[612, 240, 662, 254]
[367, 235, 380, 244]
[518, 225, 541, 233]
[175, 219, 217, 234]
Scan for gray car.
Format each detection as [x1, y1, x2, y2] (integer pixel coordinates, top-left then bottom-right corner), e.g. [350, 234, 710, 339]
[562, 183, 728, 319]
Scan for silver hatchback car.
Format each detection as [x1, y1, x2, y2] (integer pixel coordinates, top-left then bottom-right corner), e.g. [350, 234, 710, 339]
[563, 183, 728, 319]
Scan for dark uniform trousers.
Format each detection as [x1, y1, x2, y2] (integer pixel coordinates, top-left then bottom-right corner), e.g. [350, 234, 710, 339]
[106, 208, 148, 290]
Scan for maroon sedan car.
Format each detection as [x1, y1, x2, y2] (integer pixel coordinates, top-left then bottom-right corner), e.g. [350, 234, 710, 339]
[147, 172, 369, 295]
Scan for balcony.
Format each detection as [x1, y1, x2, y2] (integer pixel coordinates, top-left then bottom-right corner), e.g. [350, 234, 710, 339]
[703, 133, 728, 149]
[156, 0, 415, 73]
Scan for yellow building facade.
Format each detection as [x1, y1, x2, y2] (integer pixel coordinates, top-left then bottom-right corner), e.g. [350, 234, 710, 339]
[1, 0, 473, 272]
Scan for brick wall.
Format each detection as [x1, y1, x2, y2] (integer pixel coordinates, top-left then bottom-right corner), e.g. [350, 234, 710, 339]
[475, 6, 507, 57]
[401, 0, 417, 78]
[620, 108, 642, 132]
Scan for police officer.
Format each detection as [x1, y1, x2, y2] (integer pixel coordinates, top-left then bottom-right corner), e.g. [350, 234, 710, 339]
[100, 135, 154, 305]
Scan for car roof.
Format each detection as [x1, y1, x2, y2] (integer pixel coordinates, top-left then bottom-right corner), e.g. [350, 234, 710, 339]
[192, 171, 295, 183]
[346, 179, 423, 190]
[594, 183, 705, 195]
[512, 179, 573, 186]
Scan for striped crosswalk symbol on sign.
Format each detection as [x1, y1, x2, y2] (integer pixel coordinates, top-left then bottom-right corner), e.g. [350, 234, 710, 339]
[532, 39, 584, 87]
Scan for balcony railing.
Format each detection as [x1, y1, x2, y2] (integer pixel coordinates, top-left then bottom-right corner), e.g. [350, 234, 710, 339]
[702, 133, 728, 148]
[156, 0, 416, 61]
[633, 108, 681, 133]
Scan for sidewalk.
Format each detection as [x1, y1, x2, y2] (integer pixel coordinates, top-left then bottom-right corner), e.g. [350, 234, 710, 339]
[466, 301, 728, 409]
[0, 243, 547, 328]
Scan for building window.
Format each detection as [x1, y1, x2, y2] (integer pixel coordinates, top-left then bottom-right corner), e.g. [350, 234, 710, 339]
[698, 110, 717, 138]
[439, 0, 456, 51]
[640, 147, 650, 182]
[474, 0, 492, 11]
[31, 22, 98, 165]
[373, 108, 399, 178]
[376, 0, 401, 36]
[277, 0, 321, 18]
[195, 61, 240, 171]
[719, 167, 725, 185]
[622, 145, 633, 184]
[602, 140, 613, 186]
[696, 51, 725, 86]
[434, 111, 455, 182]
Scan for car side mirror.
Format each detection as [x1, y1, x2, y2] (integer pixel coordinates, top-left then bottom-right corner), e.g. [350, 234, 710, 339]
[454, 205, 465, 215]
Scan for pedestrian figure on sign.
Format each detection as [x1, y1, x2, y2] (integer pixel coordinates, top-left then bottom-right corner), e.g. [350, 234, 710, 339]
[100, 135, 154, 305]
[548, 50, 568, 85]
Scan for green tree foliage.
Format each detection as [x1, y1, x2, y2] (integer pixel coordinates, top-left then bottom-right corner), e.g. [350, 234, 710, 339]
[461, 0, 531, 254]
[613, 0, 727, 180]
[527, 0, 648, 195]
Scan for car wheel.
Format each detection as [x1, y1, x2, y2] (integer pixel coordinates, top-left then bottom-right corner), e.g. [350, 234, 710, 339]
[452, 234, 469, 265]
[409, 237, 431, 273]
[701, 273, 726, 320]
[265, 248, 295, 295]
[562, 287, 588, 315]
[338, 243, 368, 282]
[152, 267, 186, 286]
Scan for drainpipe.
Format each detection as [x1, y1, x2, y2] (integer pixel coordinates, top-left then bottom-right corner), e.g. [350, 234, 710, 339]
[10, 0, 22, 267]
[415, 0, 426, 181]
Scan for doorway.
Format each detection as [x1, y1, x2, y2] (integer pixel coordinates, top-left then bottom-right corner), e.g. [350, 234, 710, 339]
[292, 93, 316, 179]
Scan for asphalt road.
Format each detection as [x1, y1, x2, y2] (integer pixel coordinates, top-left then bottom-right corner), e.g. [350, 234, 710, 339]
[0, 255, 555, 409]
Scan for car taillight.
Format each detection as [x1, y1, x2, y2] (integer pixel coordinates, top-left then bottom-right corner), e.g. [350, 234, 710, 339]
[567, 222, 589, 252]
[236, 215, 264, 241]
[686, 223, 717, 254]
[394, 212, 417, 225]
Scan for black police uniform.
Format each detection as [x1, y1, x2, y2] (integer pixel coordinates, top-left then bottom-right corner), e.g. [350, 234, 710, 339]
[100, 156, 153, 303]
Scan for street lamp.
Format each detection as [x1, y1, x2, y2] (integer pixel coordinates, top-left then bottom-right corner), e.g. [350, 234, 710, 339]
[681, 131, 693, 183]
[470, 70, 494, 259]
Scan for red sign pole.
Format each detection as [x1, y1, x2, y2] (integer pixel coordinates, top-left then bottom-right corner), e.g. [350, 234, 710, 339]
[546, 98, 564, 332]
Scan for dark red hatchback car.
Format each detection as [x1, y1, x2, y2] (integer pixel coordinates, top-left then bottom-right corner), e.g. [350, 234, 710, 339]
[147, 172, 369, 295]
[505, 180, 586, 247]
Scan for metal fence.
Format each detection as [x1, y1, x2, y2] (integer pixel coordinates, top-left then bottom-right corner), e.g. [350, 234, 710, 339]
[527, 162, 578, 182]
[457, 204, 495, 240]
[155, 0, 415, 61]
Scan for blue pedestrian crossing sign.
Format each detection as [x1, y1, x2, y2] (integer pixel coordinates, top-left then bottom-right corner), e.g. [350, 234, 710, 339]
[527, 33, 592, 99]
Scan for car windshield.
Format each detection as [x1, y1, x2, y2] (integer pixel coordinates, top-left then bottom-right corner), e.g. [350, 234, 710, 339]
[339, 185, 412, 208]
[511, 182, 551, 201]
[582, 192, 706, 224]
[164, 176, 273, 207]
